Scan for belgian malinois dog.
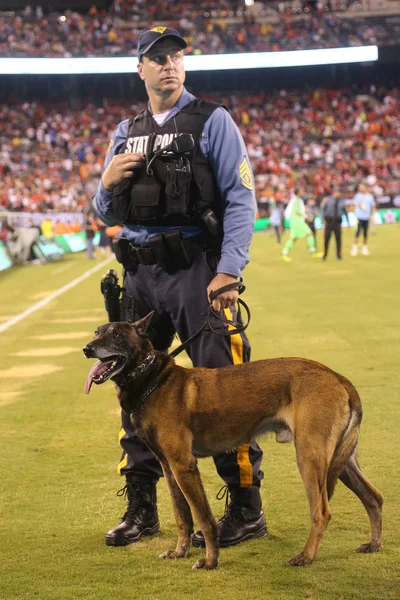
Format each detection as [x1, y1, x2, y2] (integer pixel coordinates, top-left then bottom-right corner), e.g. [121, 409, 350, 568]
[83, 314, 383, 570]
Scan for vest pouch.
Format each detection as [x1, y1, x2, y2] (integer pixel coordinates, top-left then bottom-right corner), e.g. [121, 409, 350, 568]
[111, 178, 134, 223]
[112, 176, 161, 223]
[129, 178, 160, 222]
[165, 162, 192, 217]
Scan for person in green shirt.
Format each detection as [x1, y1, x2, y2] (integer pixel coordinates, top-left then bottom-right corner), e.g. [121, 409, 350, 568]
[281, 190, 322, 262]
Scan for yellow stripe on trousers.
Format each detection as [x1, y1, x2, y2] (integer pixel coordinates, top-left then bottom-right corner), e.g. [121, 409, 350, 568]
[224, 308, 252, 488]
[117, 428, 128, 475]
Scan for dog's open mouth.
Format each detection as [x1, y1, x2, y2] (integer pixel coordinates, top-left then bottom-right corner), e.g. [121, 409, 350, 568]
[85, 356, 127, 394]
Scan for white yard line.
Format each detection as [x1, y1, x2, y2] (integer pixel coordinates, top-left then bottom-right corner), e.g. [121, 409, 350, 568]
[51, 262, 74, 275]
[0, 257, 114, 334]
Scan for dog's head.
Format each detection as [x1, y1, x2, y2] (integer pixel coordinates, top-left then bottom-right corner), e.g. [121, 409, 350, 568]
[83, 312, 154, 394]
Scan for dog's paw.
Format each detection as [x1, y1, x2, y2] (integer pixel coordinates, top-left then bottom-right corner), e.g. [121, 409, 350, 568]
[287, 552, 314, 567]
[355, 541, 382, 554]
[159, 549, 188, 560]
[192, 558, 218, 570]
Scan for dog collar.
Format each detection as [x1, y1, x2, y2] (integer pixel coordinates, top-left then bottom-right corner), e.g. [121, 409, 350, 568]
[120, 354, 156, 385]
[117, 353, 159, 415]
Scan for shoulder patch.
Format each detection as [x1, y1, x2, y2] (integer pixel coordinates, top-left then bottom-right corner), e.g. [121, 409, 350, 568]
[151, 27, 167, 33]
[239, 157, 253, 191]
[107, 139, 114, 153]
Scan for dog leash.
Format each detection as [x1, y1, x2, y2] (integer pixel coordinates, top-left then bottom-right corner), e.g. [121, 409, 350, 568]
[169, 282, 250, 359]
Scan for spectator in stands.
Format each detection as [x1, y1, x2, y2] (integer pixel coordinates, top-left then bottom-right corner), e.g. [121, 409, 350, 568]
[40, 216, 53, 237]
[0, 3, 397, 59]
[0, 86, 399, 217]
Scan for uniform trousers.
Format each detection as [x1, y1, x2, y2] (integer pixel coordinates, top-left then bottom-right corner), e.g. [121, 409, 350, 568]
[324, 218, 342, 258]
[117, 250, 264, 488]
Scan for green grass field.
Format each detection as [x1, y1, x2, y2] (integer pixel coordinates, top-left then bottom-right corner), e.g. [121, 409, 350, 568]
[1, 226, 399, 600]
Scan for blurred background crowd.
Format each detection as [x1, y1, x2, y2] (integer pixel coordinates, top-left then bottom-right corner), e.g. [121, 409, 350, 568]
[1, 85, 399, 214]
[0, 0, 399, 227]
[1, 0, 399, 57]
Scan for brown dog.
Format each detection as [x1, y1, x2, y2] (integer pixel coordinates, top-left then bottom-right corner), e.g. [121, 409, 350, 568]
[83, 314, 383, 570]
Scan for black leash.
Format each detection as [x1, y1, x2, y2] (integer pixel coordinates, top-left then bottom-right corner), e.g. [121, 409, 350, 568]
[169, 281, 250, 359]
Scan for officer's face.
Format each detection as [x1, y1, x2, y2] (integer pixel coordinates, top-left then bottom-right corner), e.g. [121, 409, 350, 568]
[138, 40, 185, 95]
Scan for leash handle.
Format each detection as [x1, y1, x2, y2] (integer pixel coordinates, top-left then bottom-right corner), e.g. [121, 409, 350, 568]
[168, 281, 251, 358]
[208, 298, 250, 336]
[208, 281, 246, 302]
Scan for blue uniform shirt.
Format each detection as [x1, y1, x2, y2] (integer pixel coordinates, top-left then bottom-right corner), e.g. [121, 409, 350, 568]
[93, 88, 256, 278]
[353, 192, 375, 220]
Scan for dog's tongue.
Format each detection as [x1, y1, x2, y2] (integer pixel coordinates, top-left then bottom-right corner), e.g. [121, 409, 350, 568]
[85, 360, 112, 395]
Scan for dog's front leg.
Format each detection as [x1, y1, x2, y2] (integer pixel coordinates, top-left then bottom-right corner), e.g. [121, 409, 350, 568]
[168, 456, 219, 570]
[158, 460, 194, 561]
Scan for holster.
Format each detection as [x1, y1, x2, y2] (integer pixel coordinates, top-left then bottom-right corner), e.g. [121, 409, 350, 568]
[113, 231, 208, 274]
[100, 268, 136, 323]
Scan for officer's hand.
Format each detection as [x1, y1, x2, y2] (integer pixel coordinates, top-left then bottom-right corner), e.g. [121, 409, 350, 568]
[207, 273, 239, 312]
[101, 153, 145, 191]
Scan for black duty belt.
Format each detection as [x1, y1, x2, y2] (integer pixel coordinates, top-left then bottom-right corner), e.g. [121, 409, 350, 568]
[113, 230, 209, 272]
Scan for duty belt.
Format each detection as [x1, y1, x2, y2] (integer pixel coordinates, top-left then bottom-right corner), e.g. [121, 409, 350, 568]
[113, 230, 209, 272]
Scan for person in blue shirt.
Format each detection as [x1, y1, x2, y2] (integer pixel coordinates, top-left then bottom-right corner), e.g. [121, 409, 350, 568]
[94, 27, 267, 552]
[351, 183, 376, 256]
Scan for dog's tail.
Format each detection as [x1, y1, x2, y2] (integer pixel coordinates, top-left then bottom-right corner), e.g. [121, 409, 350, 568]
[326, 382, 363, 500]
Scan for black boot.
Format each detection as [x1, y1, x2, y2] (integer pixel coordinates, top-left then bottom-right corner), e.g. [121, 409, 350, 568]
[105, 475, 160, 546]
[192, 485, 267, 548]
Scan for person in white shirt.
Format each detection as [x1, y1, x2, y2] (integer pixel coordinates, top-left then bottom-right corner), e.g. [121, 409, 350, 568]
[351, 183, 376, 256]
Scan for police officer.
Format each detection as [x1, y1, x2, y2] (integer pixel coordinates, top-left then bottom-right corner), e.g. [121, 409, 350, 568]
[94, 28, 266, 550]
[321, 189, 349, 260]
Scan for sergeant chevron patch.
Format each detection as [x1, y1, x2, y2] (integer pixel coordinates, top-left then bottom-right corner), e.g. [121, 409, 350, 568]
[239, 157, 253, 191]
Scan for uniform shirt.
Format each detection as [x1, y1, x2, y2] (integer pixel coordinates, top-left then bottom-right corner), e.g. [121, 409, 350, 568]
[353, 192, 375, 220]
[321, 196, 349, 221]
[94, 87, 257, 278]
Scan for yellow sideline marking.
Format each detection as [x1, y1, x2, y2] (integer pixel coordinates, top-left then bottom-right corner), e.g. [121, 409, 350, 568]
[0, 364, 62, 379]
[13, 347, 80, 358]
[32, 332, 93, 341]
[0, 257, 113, 335]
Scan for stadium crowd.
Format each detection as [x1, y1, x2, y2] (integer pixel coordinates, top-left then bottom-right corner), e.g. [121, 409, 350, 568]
[1, 85, 398, 214]
[0, 2, 398, 57]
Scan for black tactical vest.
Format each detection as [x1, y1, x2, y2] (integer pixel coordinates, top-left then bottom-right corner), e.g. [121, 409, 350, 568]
[111, 99, 223, 227]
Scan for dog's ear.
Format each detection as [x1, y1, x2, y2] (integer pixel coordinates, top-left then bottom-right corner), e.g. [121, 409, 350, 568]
[134, 311, 155, 337]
